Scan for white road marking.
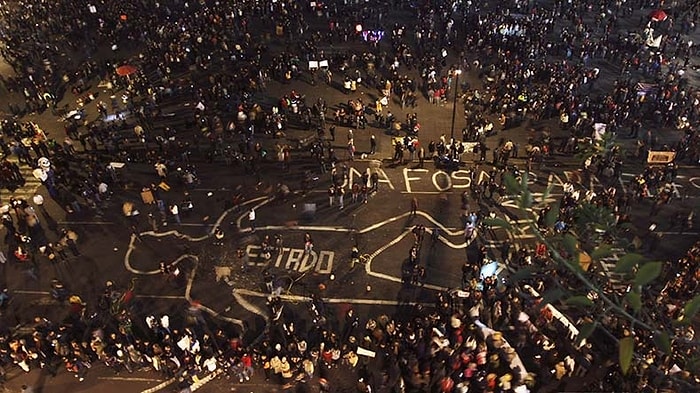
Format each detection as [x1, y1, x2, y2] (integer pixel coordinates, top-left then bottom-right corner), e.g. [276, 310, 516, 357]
[57, 221, 116, 225]
[233, 288, 435, 306]
[184, 262, 246, 331]
[232, 290, 269, 322]
[191, 369, 223, 391]
[136, 294, 185, 300]
[14, 290, 50, 295]
[140, 377, 177, 393]
[15, 290, 183, 300]
[98, 376, 164, 382]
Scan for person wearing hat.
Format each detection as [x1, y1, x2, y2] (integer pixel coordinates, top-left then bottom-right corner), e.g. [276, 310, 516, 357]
[344, 350, 359, 367]
[491, 331, 504, 349]
[60, 228, 80, 256]
[499, 373, 513, 392]
[486, 373, 498, 391]
[260, 354, 272, 381]
[279, 356, 292, 380]
[504, 346, 516, 363]
[248, 209, 256, 232]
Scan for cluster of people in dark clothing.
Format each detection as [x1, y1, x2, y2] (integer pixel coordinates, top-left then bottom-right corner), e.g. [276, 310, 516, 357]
[0, 0, 698, 391]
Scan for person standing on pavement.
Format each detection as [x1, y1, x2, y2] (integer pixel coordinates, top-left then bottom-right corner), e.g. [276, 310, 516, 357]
[479, 141, 488, 163]
[328, 185, 335, 207]
[61, 228, 80, 257]
[337, 186, 345, 210]
[347, 139, 355, 161]
[304, 233, 314, 256]
[341, 308, 359, 344]
[248, 209, 256, 232]
[169, 203, 181, 225]
[410, 197, 418, 216]
[33, 194, 49, 218]
[147, 213, 158, 232]
[370, 135, 376, 155]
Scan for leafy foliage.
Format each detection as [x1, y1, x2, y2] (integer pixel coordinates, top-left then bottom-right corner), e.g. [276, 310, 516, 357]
[499, 165, 696, 384]
[678, 295, 700, 324]
[614, 253, 646, 273]
[633, 262, 662, 287]
[625, 291, 642, 313]
[576, 321, 597, 347]
[565, 296, 594, 308]
[482, 217, 512, 230]
[590, 244, 614, 260]
[619, 336, 634, 375]
[653, 332, 671, 355]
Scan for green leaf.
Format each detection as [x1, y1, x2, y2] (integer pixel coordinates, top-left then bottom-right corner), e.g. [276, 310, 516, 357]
[625, 291, 642, 313]
[520, 171, 529, 188]
[614, 253, 646, 273]
[685, 357, 700, 376]
[519, 189, 533, 209]
[618, 222, 635, 231]
[540, 288, 567, 307]
[482, 217, 512, 230]
[619, 336, 634, 375]
[590, 244, 613, 260]
[511, 265, 539, 283]
[576, 322, 597, 346]
[653, 332, 671, 354]
[544, 207, 558, 227]
[565, 296, 594, 308]
[503, 174, 520, 195]
[562, 234, 578, 257]
[680, 295, 700, 324]
[633, 261, 662, 287]
[541, 183, 553, 203]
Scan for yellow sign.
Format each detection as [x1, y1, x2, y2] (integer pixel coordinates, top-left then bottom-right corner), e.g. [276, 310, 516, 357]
[647, 151, 676, 165]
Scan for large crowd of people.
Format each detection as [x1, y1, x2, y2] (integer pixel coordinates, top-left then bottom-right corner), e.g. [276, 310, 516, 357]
[0, 0, 698, 391]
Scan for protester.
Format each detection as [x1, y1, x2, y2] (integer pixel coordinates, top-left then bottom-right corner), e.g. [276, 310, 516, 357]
[0, 0, 698, 391]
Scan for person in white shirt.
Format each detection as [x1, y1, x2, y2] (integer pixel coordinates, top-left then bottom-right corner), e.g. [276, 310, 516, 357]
[248, 209, 256, 232]
[170, 204, 181, 225]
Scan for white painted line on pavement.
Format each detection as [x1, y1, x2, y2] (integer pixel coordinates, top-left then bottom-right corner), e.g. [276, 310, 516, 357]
[185, 262, 246, 331]
[98, 376, 164, 382]
[57, 221, 116, 225]
[140, 377, 177, 393]
[191, 369, 223, 391]
[232, 288, 435, 307]
[242, 225, 352, 233]
[364, 228, 461, 292]
[232, 289, 269, 322]
[235, 196, 275, 231]
[136, 294, 185, 300]
[13, 290, 184, 300]
[14, 290, 50, 295]
[359, 210, 465, 237]
[125, 197, 269, 275]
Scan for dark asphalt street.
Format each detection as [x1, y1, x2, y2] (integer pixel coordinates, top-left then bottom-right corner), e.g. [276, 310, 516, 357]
[0, 2, 699, 393]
